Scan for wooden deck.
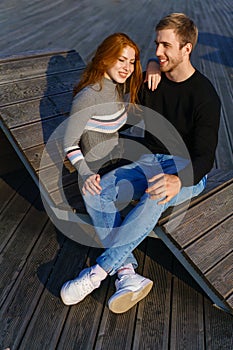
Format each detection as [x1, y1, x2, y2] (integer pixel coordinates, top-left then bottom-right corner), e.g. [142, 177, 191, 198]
[1, 168, 233, 350]
[0, 0, 233, 349]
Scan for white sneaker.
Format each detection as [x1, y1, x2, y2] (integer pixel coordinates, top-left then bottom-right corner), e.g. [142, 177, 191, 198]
[60, 267, 101, 305]
[108, 273, 153, 313]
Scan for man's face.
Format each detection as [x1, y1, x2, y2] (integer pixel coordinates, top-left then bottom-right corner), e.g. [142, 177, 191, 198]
[155, 29, 186, 73]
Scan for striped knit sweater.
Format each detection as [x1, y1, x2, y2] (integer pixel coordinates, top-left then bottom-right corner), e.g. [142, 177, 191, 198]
[63, 77, 127, 179]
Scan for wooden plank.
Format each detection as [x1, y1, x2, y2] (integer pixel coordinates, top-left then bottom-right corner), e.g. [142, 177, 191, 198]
[0, 128, 24, 175]
[94, 243, 146, 350]
[0, 91, 73, 128]
[170, 278, 205, 349]
[226, 294, 233, 309]
[133, 238, 172, 350]
[0, 222, 65, 349]
[185, 216, 233, 273]
[56, 248, 108, 350]
[11, 114, 66, 149]
[0, 50, 85, 83]
[164, 183, 233, 248]
[0, 169, 28, 213]
[0, 196, 48, 308]
[0, 70, 80, 106]
[24, 143, 62, 172]
[0, 175, 40, 253]
[204, 298, 233, 350]
[167, 255, 205, 349]
[154, 225, 233, 314]
[157, 170, 233, 226]
[205, 253, 233, 299]
[18, 236, 90, 350]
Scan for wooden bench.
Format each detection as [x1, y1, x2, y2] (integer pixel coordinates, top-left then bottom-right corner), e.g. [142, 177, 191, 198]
[0, 49, 232, 315]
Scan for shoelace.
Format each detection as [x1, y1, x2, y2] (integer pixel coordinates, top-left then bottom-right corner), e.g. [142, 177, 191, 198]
[73, 272, 94, 296]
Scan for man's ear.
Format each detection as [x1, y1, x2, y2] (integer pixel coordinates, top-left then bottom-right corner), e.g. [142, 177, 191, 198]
[184, 42, 193, 55]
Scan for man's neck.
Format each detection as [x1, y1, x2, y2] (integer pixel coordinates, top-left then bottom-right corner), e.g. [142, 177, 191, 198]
[165, 62, 195, 83]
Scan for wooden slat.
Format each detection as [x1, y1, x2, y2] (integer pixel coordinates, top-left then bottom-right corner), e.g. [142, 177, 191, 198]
[204, 297, 233, 350]
[0, 169, 28, 213]
[18, 237, 90, 350]
[94, 243, 146, 350]
[24, 143, 61, 172]
[0, 222, 66, 349]
[0, 128, 24, 175]
[0, 175, 40, 253]
[157, 169, 233, 226]
[185, 216, 233, 272]
[0, 196, 48, 309]
[205, 253, 233, 299]
[0, 50, 85, 84]
[0, 91, 73, 128]
[226, 294, 233, 309]
[170, 278, 204, 349]
[11, 114, 66, 149]
[164, 183, 233, 248]
[133, 238, 172, 349]
[0, 70, 80, 106]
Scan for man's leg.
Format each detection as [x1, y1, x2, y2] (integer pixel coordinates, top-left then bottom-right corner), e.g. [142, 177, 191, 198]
[96, 172, 207, 275]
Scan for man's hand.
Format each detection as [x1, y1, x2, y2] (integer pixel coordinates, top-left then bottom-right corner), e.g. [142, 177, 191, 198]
[144, 60, 161, 91]
[82, 174, 102, 195]
[146, 174, 181, 204]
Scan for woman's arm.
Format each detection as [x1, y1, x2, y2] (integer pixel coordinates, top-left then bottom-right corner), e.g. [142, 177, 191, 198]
[63, 92, 96, 180]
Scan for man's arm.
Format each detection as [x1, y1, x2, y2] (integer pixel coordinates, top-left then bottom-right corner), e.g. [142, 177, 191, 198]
[144, 59, 161, 91]
[178, 95, 221, 187]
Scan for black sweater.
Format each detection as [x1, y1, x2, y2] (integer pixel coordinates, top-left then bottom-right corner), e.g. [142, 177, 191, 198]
[139, 70, 221, 186]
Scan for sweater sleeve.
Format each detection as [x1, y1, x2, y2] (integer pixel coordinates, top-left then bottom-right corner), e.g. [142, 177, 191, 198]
[178, 94, 221, 186]
[63, 90, 96, 180]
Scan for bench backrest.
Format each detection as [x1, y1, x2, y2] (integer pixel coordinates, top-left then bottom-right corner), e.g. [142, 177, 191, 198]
[0, 49, 86, 212]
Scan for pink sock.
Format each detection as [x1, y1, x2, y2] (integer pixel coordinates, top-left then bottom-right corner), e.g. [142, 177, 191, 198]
[91, 264, 108, 281]
[117, 263, 135, 278]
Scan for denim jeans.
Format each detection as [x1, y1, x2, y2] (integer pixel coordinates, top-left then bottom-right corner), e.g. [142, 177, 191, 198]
[83, 154, 207, 275]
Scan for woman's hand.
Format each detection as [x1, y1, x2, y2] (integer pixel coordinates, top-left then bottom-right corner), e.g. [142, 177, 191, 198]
[144, 60, 161, 91]
[82, 174, 102, 195]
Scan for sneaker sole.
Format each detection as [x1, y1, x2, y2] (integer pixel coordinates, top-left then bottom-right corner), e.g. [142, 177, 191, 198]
[108, 280, 153, 313]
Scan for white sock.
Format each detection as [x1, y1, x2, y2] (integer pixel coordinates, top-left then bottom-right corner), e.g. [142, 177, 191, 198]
[117, 263, 135, 279]
[91, 264, 108, 281]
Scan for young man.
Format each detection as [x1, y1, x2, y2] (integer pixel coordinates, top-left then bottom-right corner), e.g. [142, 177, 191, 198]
[60, 13, 221, 314]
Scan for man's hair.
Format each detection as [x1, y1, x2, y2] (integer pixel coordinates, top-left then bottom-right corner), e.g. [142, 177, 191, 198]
[156, 13, 198, 51]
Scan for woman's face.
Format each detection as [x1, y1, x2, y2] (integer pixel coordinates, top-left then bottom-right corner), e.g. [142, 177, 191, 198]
[104, 45, 135, 83]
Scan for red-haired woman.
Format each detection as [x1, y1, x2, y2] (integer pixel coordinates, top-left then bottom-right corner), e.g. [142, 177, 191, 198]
[63, 32, 142, 196]
[61, 33, 154, 310]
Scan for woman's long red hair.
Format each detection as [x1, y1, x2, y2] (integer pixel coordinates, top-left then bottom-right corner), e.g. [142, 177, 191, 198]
[73, 32, 142, 104]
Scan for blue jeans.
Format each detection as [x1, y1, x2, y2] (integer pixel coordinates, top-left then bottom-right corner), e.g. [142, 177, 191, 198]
[83, 154, 207, 275]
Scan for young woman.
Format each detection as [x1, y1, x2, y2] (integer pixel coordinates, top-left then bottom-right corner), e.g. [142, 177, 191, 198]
[63, 32, 142, 196]
[61, 33, 154, 310]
